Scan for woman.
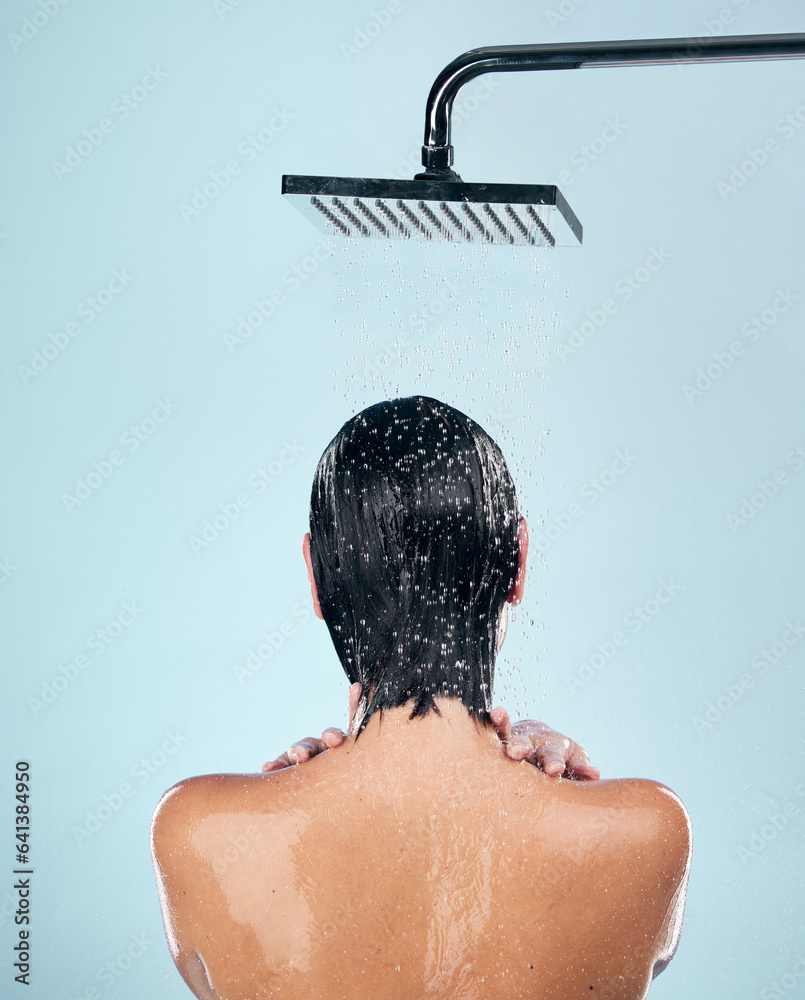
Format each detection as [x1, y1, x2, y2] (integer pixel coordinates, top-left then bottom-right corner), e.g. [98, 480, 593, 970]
[151, 396, 690, 1000]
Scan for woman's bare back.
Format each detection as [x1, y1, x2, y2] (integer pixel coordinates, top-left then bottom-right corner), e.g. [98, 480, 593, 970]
[152, 710, 690, 1000]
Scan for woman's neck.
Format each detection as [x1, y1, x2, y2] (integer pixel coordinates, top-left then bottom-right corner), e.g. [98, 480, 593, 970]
[348, 696, 500, 757]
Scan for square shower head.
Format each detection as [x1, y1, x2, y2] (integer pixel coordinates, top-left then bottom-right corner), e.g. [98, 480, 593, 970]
[281, 174, 583, 247]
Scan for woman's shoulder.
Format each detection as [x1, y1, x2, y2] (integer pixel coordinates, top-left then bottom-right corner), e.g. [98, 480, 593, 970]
[560, 775, 690, 842]
[153, 771, 250, 820]
[602, 776, 690, 837]
[150, 770, 294, 851]
[555, 775, 692, 893]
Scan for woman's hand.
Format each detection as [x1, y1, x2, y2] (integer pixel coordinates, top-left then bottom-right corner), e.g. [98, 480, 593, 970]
[262, 684, 600, 780]
[262, 682, 363, 772]
[488, 707, 600, 780]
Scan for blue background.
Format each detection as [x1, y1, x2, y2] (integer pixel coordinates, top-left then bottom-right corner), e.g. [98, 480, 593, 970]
[1, 0, 804, 997]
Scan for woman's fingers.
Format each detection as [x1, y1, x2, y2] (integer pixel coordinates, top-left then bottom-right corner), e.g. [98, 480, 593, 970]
[571, 762, 602, 780]
[261, 736, 324, 772]
[531, 738, 601, 780]
[261, 752, 293, 772]
[286, 738, 322, 763]
[489, 706, 512, 743]
[520, 733, 568, 775]
[261, 688, 359, 774]
[503, 718, 548, 762]
[506, 736, 531, 761]
[498, 720, 600, 781]
[536, 747, 567, 776]
[321, 728, 346, 748]
[565, 744, 601, 781]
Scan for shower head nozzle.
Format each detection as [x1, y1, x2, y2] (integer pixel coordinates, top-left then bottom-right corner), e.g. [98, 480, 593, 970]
[281, 174, 582, 247]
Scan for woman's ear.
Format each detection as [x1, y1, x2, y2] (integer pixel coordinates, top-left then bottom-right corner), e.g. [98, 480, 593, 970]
[507, 517, 528, 605]
[302, 533, 324, 620]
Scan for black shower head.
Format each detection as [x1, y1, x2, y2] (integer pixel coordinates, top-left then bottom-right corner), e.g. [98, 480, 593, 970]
[280, 174, 581, 246]
[282, 33, 805, 247]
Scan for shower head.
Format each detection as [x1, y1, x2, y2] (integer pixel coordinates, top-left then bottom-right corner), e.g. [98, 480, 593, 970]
[282, 32, 805, 247]
[280, 173, 581, 247]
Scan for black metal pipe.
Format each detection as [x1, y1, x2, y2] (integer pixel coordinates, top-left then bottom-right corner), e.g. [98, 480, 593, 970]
[421, 33, 805, 171]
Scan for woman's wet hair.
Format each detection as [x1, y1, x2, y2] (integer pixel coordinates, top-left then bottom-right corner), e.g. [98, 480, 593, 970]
[308, 395, 520, 734]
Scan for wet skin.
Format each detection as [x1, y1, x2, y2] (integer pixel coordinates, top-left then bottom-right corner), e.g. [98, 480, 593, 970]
[151, 697, 690, 1000]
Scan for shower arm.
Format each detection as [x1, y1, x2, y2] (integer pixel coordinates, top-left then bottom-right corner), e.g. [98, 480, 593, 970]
[419, 33, 805, 174]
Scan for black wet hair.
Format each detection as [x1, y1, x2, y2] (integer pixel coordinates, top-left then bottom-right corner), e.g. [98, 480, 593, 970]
[308, 395, 521, 735]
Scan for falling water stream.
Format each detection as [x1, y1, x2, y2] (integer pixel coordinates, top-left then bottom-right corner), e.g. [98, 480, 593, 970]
[329, 236, 569, 718]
